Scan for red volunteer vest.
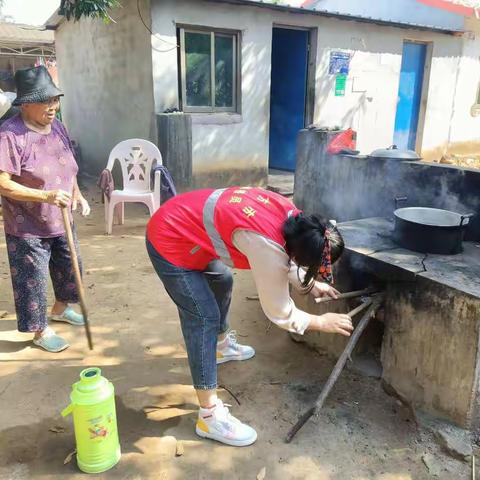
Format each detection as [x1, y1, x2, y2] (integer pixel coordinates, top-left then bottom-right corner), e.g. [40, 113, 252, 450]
[147, 187, 300, 270]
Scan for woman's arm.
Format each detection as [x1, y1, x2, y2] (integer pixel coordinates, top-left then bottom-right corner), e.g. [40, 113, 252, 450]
[233, 231, 353, 336]
[0, 171, 71, 206]
[72, 177, 91, 216]
[288, 261, 339, 300]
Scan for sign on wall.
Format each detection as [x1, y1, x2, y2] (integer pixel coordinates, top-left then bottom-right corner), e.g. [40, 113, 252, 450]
[335, 74, 347, 96]
[329, 51, 351, 75]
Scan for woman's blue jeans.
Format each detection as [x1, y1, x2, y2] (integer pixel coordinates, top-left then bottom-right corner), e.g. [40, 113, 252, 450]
[146, 239, 232, 390]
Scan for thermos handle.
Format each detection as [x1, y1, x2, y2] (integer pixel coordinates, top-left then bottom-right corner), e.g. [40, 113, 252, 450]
[61, 404, 74, 417]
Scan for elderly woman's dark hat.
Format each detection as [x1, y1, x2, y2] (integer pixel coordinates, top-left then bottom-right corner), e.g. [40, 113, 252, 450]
[12, 66, 63, 106]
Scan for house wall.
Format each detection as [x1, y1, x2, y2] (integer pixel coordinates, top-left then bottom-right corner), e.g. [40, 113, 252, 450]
[311, 20, 472, 157]
[54, 0, 155, 174]
[150, 0, 273, 187]
[433, 17, 480, 160]
[150, 0, 480, 189]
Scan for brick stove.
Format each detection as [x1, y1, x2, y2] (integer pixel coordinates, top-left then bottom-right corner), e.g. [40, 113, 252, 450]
[293, 127, 480, 430]
[336, 217, 480, 429]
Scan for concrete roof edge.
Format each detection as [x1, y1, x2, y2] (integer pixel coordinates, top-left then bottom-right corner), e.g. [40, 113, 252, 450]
[45, 9, 65, 30]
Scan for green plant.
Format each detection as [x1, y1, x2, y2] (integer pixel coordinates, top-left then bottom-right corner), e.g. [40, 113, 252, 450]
[59, 0, 122, 22]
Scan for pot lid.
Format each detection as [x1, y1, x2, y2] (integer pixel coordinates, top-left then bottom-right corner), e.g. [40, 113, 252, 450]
[369, 145, 420, 160]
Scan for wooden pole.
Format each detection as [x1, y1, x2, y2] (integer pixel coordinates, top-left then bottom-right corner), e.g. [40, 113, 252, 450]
[347, 298, 373, 319]
[285, 295, 383, 443]
[61, 207, 93, 350]
[315, 286, 378, 304]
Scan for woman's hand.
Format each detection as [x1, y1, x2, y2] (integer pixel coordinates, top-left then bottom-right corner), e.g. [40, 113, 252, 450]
[307, 312, 354, 336]
[310, 281, 340, 300]
[46, 189, 71, 207]
[72, 178, 91, 216]
[72, 194, 91, 216]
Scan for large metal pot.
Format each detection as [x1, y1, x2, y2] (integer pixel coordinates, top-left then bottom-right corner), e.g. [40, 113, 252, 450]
[393, 198, 474, 254]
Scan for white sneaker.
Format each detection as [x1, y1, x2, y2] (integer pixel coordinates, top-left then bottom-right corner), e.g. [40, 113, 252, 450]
[216, 330, 255, 365]
[196, 400, 257, 447]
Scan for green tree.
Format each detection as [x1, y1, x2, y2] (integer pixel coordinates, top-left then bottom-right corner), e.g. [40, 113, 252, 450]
[59, 0, 122, 22]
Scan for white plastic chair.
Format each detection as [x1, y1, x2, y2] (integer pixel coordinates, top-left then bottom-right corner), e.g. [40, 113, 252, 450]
[104, 139, 162, 234]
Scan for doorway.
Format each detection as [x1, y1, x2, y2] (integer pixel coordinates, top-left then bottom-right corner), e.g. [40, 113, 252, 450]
[268, 27, 310, 171]
[393, 41, 428, 151]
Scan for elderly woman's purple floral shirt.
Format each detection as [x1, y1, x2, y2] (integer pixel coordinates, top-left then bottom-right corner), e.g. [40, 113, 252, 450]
[0, 114, 78, 238]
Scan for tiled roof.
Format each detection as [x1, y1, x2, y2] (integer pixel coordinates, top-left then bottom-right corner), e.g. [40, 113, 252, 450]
[434, 0, 479, 7]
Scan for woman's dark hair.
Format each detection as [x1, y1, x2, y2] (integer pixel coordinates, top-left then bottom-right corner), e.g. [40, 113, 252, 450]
[283, 213, 345, 292]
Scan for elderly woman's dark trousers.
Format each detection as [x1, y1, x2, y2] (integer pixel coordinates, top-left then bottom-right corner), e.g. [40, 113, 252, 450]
[5, 230, 82, 333]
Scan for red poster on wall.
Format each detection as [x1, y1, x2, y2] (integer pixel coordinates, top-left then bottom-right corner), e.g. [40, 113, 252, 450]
[417, 0, 480, 17]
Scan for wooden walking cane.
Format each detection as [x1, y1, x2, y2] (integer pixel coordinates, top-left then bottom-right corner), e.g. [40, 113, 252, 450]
[285, 294, 384, 443]
[61, 207, 93, 350]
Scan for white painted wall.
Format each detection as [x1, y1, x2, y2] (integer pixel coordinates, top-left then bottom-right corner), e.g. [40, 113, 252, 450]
[312, 21, 467, 155]
[442, 17, 480, 157]
[151, 0, 274, 185]
[311, 21, 404, 154]
[419, 33, 464, 157]
[55, 0, 155, 174]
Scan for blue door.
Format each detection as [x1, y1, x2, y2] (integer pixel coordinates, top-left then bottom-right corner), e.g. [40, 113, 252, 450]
[393, 42, 427, 151]
[269, 28, 309, 171]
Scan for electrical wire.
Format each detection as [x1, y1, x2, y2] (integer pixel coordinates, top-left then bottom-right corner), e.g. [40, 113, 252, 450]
[137, 0, 179, 53]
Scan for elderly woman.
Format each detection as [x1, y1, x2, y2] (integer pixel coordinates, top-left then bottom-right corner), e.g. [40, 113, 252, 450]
[0, 66, 90, 352]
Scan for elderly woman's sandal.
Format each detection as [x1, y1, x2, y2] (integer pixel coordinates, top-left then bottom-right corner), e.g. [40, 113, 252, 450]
[33, 327, 69, 352]
[50, 306, 84, 326]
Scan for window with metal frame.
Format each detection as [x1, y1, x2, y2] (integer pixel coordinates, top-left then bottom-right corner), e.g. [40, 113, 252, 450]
[179, 27, 239, 113]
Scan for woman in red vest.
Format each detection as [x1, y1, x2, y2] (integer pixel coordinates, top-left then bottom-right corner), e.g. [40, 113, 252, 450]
[146, 186, 352, 447]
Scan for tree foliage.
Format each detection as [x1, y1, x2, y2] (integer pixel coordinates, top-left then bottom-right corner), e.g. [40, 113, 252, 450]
[59, 0, 122, 22]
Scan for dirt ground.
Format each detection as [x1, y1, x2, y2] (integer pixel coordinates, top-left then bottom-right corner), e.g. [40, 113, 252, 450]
[0, 191, 471, 480]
